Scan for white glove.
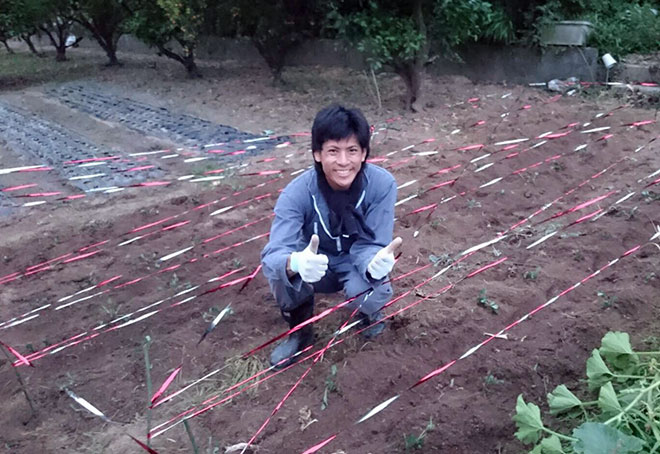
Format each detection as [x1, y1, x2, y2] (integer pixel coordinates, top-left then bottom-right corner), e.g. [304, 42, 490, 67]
[289, 235, 328, 283]
[367, 237, 403, 280]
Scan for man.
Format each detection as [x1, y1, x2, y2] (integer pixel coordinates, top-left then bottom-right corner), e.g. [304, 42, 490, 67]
[261, 105, 402, 367]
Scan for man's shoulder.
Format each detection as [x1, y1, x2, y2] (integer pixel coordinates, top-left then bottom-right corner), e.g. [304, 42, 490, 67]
[364, 163, 396, 186]
[282, 168, 315, 197]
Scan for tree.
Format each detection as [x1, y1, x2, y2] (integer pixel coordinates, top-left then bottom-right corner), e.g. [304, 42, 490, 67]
[34, 0, 83, 61]
[328, 0, 428, 111]
[329, 0, 513, 111]
[431, 0, 514, 60]
[230, 0, 321, 84]
[0, 0, 15, 53]
[129, 0, 206, 77]
[71, 0, 131, 66]
[3, 0, 46, 56]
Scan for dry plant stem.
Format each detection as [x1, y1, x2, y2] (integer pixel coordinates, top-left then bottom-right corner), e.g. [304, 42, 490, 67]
[183, 419, 200, 454]
[1, 347, 37, 418]
[143, 336, 153, 447]
[363, 70, 379, 110]
[371, 67, 382, 110]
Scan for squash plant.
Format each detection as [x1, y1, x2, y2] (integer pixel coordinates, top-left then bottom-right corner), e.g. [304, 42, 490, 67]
[513, 332, 660, 453]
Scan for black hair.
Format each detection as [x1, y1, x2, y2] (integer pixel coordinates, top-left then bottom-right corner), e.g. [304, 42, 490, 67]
[311, 105, 370, 172]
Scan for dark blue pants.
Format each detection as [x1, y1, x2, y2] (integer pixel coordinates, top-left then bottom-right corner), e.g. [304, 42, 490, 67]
[268, 256, 392, 320]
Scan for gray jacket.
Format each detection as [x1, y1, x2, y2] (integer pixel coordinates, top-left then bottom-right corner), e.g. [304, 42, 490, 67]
[261, 163, 397, 289]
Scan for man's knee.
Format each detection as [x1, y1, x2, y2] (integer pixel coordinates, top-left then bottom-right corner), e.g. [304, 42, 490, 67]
[344, 275, 393, 313]
[269, 278, 314, 312]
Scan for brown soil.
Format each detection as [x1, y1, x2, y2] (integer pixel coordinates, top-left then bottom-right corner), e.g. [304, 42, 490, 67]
[1, 49, 659, 454]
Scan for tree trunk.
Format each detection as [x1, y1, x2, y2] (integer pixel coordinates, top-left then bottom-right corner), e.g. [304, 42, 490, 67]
[1, 40, 13, 54]
[183, 44, 201, 78]
[271, 66, 284, 86]
[253, 36, 292, 86]
[156, 43, 201, 78]
[40, 25, 67, 61]
[75, 18, 122, 66]
[395, 64, 421, 112]
[55, 46, 67, 61]
[184, 56, 201, 78]
[22, 34, 41, 56]
[105, 50, 120, 66]
[410, 0, 428, 112]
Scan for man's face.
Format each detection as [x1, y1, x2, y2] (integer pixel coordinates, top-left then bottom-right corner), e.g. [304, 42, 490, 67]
[313, 135, 367, 191]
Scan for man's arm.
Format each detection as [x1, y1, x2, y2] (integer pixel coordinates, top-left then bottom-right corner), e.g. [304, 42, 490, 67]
[261, 185, 307, 288]
[350, 176, 397, 280]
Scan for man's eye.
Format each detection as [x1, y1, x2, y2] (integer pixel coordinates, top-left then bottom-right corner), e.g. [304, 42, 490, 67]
[348, 149, 359, 154]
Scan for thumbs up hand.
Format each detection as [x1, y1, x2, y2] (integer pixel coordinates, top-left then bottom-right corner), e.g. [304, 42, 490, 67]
[289, 235, 328, 283]
[367, 237, 403, 280]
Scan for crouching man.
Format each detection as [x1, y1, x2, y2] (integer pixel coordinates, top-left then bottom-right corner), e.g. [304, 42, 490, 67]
[261, 105, 402, 367]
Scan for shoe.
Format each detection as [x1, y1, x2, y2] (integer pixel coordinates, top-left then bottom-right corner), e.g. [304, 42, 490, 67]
[270, 302, 314, 368]
[359, 310, 385, 340]
[269, 327, 314, 368]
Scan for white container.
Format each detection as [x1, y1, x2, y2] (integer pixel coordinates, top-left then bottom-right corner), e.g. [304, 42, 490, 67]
[541, 21, 594, 46]
[602, 53, 617, 68]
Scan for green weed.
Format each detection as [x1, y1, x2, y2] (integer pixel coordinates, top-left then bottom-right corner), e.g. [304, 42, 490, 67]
[484, 373, 505, 387]
[467, 199, 481, 209]
[597, 291, 617, 308]
[403, 418, 435, 452]
[523, 268, 540, 281]
[477, 289, 499, 314]
[321, 364, 339, 410]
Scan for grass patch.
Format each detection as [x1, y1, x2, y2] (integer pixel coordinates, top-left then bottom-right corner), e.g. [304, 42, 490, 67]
[0, 50, 102, 91]
[221, 355, 266, 398]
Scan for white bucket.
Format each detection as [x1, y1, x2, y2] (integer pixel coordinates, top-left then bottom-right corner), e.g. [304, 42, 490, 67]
[602, 53, 617, 69]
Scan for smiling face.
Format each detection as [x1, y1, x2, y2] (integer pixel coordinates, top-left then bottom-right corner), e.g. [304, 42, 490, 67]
[313, 135, 367, 191]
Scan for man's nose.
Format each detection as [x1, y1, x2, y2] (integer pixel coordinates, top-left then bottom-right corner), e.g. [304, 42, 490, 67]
[336, 150, 349, 164]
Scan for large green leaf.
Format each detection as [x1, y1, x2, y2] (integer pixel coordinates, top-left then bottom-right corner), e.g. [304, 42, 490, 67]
[572, 422, 644, 454]
[530, 445, 543, 454]
[548, 384, 583, 415]
[586, 349, 613, 391]
[540, 435, 566, 453]
[600, 332, 638, 371]
[598, 382, 622, 415]
[513, 394, 545, 444]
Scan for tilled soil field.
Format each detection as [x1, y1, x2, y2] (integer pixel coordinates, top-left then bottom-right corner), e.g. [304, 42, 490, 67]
[0, 50, 659, 454]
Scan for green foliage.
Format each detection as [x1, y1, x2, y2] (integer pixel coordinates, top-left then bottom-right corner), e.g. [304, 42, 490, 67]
[230, 0, 319, 81]
[128, 0, 206, 74]
[572, 422, 644, 454]
[529, 0, 660, 57]
[512, 331, 660, 454]
[2, 0, 51, 37]
[130, 0, 195, 45]
[72, 0, 132, 64]
[477, 288, 499, 314]
[403, 417, 435, 452]
[524, 268, 540, 281]
[547, 385, 582, 415]
[321, 364, 338, 410]
[430, 0, 514, 59]
[585, 3, 660, 58]
[597, 291, 617, 309]
[327, 1, 425, 71]
[513, 394, 546, 444]
[484, 372, 505, 386]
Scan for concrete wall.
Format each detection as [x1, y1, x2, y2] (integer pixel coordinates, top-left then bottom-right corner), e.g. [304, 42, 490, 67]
[25, 33, 609, 84]
[427, 44, 600, 84]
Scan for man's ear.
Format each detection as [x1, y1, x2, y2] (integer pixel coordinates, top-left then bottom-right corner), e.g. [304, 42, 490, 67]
[313, 150, 322, 163]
